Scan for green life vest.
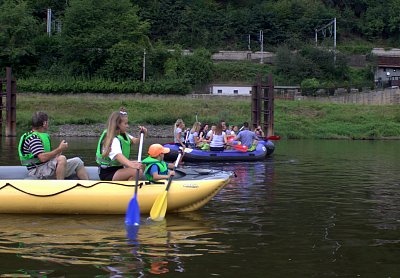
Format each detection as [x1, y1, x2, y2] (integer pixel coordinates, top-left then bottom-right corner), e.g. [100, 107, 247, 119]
[142, 156, 168, 181]
[18, 131, 51, 166]
[96, 130, 131, 167]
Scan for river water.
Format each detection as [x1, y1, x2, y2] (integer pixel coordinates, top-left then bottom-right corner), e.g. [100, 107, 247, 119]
[0, 137, 399, 277]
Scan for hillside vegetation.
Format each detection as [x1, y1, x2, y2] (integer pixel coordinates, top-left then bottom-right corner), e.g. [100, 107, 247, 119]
[0, 0, 396, 93]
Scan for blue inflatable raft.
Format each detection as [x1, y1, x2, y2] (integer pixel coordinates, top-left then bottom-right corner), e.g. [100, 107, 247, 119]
[163, 140, 274, 162]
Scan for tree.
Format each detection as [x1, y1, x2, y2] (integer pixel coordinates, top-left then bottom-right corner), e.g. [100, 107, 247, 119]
[61, 0, 149, 77]
[166, 48, 214, 86]
[0, 0, 40, 75]
[96, 41, 144, 81]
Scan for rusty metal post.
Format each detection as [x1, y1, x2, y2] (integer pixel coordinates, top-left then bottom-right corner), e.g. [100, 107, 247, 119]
[262, 76, 269, 133]
[251, 74, 262, 129]
[6, 67, 16, 137]
[251, 84, 257, 128]
[0, 77, 3, 136]
[267, 74, 274, 136]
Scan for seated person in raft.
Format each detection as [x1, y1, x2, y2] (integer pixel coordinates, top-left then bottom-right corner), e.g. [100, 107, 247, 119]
[174, 119, 186, 148]
[234, 121, 258, 151]
[254, 125, 265, 139]
[187, 121, 201, 148]
[208, 122, 227, 151]
[18, 111, 89, 180]
[142, 144, 180, 182]
[96, 107, 147, 181]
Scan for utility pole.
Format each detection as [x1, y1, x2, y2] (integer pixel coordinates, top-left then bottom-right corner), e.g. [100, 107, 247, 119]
[46, 8, 52, 36]
[315, 28, 318, 47]
[315, 18, 337, 63]
[248, 34, 251, 51]
[333, 17, 337, 63]
[259, 30, 264, 64]
[142, 49, 146, 82]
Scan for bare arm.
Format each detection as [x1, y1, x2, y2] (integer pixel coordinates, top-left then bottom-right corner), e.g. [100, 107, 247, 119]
[152, 170, 175, 180]
[176, 131, 185, 147]
[37, 140, 68, 162]
[114, 153, 141, 169]
[194, 135, 200, 144]
[129, 126, 147, 144]
[130, 137, 139, 144]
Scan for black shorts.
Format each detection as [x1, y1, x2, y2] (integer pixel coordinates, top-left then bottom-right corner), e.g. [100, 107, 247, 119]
[99, 166, 123, 181]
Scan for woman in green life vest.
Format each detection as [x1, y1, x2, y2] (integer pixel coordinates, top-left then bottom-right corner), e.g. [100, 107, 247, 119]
[96, 107, 147, 181]
[142, 144, 177, 182]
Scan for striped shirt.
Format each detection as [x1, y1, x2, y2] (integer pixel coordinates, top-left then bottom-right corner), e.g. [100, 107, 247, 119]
[22, 134, 45, 170]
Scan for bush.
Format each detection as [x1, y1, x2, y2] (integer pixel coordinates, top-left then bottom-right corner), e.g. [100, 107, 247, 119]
[18, 78, 191, 95]
[301, 78, 320, 96]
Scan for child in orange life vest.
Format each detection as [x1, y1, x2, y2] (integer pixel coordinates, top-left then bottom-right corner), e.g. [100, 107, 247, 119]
[142, 144, 176, 182]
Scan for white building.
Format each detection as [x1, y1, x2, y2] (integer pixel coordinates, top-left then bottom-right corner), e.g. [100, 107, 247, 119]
[209, 84, 252, 96]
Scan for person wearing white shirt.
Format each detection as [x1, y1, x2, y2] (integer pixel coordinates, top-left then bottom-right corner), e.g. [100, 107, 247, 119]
[96, 108, 147, 181]
[209, 123, 227, 151]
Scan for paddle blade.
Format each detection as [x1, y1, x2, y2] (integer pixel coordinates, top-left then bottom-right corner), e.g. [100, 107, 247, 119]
[125, 195, 140, 226]
[150, 191, 168, 221]
[234, 144, 248, 152]
[266, 135, 281, 140]
[126, 224, 140, 241]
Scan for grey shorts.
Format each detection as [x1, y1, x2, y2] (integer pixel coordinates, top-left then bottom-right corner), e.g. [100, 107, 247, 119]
[28, 157, 84, 179]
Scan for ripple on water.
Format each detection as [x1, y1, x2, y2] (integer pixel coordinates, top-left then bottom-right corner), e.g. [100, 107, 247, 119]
[0, 214, 231, 276]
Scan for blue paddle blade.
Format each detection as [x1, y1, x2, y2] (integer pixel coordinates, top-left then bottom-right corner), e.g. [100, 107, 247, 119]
[126, 224, 140, 242]
[125, 196, 140, 226]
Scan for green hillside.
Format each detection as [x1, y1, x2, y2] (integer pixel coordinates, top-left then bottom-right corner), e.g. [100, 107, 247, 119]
[0, 0, 395, 93]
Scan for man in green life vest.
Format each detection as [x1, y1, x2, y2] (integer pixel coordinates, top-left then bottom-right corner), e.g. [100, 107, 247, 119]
[18, 111, 89, 180]
[142, 144, 177, 182]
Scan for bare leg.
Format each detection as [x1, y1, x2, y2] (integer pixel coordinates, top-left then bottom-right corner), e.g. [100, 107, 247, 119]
[56, 155, 67, 180]
[76, 166, 89, 180]
[112, 168, 142, 181]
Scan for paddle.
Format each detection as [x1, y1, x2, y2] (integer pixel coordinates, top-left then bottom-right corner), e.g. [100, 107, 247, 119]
[233, 144, 248, 152]
[266, 135, 281, 140]
[183, 128, 190, 147]
[125, 131, 145, 226]
[150, 151, 183, 221]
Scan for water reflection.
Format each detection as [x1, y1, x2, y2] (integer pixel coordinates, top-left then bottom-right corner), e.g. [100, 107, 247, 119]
[0, 213, 228, 276]
[2, 138, 400, 277]
[0, 136, 18, 166]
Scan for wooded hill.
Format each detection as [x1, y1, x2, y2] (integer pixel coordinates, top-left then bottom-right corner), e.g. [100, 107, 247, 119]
[0, 0, 393, 94]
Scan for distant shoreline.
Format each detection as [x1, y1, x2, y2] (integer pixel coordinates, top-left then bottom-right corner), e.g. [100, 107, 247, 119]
[51, 124, 174, 138]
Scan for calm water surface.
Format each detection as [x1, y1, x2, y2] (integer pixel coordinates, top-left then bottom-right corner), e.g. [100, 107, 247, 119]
[0, 137, 399, 277]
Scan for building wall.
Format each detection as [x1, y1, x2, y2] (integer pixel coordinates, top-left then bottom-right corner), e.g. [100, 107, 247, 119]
[375, 67, 400, 83]
[210, 85, 252, 95]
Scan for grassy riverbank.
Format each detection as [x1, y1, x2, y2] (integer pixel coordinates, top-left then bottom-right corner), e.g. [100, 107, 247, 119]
[14, 93, 400, 139]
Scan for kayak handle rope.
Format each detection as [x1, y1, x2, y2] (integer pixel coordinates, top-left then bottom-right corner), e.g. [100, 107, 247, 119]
[0, 181, 151, 198]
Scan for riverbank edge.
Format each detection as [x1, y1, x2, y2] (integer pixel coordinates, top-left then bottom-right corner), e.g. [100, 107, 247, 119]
[52, 124, 174, 138]
[51, 123, 400, 140]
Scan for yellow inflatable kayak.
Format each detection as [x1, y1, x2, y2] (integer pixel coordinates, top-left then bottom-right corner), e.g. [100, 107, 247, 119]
[0, 166, 232, 214]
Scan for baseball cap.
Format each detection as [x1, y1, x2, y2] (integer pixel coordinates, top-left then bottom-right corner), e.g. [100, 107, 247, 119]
[148, 144, 170, 157]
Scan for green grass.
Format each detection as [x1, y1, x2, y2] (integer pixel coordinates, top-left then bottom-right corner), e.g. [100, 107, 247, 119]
[11, 93, 400, 139]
